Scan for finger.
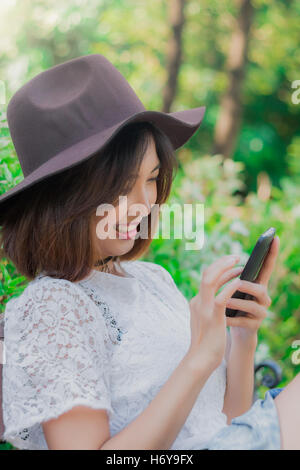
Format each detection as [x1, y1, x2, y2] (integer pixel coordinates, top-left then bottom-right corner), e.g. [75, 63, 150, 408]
[200, 255, 240, 302]
[226, 315, 261, 330]
[214, 278, 242, 316]
[225, 297, 268, 319]
[216, 266, 244, 292]
[237, 280, 271, 307]
[256, 235, 280, 286]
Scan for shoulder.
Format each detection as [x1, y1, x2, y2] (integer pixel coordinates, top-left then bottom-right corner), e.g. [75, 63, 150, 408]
[3, 275, 104, 339]
[131, 260, 176, 287]
[5, 275, 91, 313]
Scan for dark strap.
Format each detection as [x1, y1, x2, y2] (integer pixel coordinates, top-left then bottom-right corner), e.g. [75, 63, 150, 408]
[0, 314, 4, 441]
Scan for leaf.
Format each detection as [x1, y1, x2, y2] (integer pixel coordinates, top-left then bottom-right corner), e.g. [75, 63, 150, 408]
[1, 162, 13, 183]
[0, 264, 11, 283]
[7, 276, 27, 289]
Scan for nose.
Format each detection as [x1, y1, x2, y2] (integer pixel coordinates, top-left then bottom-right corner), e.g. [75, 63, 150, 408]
[138, 185, 152, 212]
[129, 185, 152, 221]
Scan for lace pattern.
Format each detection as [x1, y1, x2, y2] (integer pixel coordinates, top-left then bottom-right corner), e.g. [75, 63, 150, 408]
[2, 277, 113, 449]
[2, 260, 229, 450]
[76, 282, 128, 346]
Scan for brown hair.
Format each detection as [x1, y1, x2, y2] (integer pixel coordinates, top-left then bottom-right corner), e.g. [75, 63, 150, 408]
[0, 121, 178, 282]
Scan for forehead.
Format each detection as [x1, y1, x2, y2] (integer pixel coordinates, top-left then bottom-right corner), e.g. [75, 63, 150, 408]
[139, 136, 160, 172]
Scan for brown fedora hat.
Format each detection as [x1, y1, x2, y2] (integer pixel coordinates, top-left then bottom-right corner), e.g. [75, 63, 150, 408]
[0, 54, 206, 212]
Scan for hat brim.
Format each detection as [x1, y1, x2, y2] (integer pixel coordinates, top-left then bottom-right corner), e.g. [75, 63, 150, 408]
[0, 106, 206, 211]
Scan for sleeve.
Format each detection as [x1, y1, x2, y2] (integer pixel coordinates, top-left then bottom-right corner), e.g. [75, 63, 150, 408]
[2, 278, 113, 442]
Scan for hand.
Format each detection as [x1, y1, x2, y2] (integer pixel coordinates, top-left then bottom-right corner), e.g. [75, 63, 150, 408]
[187, 254, 243, 373]
[225, 235, 280, 342]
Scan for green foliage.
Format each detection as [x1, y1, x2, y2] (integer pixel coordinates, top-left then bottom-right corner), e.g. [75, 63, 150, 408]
[0, 113, 27, 311]
[0, 112, 21, 193]
[145, 148, 300, 390]
[0, 441, 16, 450]
[1, 0, 299, 189]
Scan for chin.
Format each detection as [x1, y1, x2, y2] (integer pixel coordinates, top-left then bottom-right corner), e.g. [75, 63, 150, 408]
[113, 238, 136, 255]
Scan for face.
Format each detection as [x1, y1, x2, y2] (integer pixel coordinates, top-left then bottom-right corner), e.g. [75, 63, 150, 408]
[91, 135, 160, 260]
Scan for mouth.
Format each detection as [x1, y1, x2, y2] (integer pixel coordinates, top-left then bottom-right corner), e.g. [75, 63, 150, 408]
[115, 219, 141, 231]
[115, 222, 140, 239]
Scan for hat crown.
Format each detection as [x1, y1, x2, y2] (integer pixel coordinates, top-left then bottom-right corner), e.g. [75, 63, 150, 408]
[7, 54, 146, 177]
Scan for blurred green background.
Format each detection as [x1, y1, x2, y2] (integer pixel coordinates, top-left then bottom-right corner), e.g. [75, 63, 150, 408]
[0, 0, 300, 450]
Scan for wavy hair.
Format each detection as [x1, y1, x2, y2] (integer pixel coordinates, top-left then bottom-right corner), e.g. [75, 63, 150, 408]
[0, 121, 178, 282]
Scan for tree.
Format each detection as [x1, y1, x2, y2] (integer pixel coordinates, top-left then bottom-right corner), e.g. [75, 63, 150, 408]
[162, 0, 186, 113]
[212, 0, 254, 159]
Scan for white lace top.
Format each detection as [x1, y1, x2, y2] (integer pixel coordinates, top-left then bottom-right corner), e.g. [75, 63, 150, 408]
[2, 260, 229, 450]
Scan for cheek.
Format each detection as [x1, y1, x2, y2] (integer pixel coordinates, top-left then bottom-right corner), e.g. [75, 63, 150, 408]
[94, 210, 118, 240]
[150, 184, 158, 204]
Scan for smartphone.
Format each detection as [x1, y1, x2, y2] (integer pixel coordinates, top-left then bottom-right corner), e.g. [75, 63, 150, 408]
[225, 227, 276, 317]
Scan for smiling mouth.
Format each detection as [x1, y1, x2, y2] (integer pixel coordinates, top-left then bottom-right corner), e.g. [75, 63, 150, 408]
[115, 224, 139, 234]
[115, 219, 142, 233]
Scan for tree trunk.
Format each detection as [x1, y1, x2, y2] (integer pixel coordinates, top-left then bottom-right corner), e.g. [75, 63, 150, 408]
[212, 0, 254, 159]
[162, 0, 186, 113]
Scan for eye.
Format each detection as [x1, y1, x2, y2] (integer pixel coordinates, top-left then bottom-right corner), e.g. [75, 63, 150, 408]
[148, 175, 159, 182]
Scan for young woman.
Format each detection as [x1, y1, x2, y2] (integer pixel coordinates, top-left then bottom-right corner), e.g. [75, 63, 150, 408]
[0, 54, 299, 450]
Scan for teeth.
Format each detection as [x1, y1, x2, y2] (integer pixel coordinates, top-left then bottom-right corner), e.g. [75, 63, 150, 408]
[116, 225, 136, 233]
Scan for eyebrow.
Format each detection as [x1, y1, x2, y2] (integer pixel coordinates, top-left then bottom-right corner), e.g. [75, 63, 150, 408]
[151, 162, 161, 173]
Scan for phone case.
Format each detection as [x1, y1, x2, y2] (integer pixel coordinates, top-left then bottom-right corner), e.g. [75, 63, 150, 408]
[225, 227, 276, 317]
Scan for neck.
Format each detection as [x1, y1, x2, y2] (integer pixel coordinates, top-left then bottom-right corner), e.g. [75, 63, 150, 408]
[106, 258, 116, 273]
[94, 256, 120, 274]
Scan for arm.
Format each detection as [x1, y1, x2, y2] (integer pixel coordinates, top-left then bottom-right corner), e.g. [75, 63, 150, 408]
[43, 352, 215, 450]
[222, 331, 257, 424]
[222, 235, 280, 424]
[43, 255, 244, 450]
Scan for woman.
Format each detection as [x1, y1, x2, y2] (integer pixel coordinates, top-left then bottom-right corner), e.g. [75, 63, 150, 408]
[0, 54, 298, 450]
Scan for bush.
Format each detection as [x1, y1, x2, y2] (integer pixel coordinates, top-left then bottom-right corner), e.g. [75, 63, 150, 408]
[147, 148, 300, 389]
